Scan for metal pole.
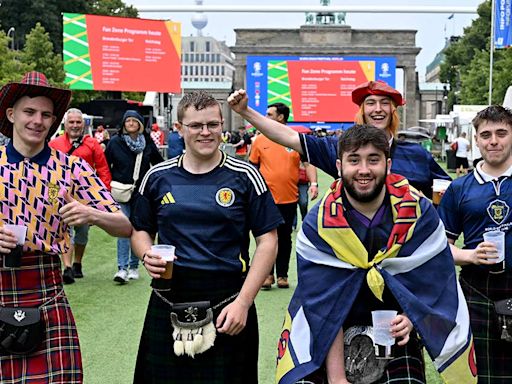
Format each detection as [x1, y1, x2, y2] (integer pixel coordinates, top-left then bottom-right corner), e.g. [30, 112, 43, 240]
[489, 0, 496, 105]
[136, 5, 477, 14]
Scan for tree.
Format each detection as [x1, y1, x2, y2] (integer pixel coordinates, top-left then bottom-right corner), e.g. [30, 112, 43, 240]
[20, 23, 65, 85]
[0, 31, 31, 84]
[458, 50, 490, 104]
[440, 1, 492, 106]
[0, 0, 142, 104]
[439, 0, 512, 106]
[0, 0, 136, 54]
[87, 0, 138, 18]
[0, 0, 89, 54]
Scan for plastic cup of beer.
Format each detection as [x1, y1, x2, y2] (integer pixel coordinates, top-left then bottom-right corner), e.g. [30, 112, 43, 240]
[483, 230, 505, 273]
[432, 179, 451, 205]
[2, 224, 27, 268]
[151, 244, 176, 279]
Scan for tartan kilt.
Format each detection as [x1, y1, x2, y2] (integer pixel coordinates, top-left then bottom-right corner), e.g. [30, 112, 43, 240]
[134, 266, 258, 384]
[0, 253, 82, 383]
[460, 270, 512, 384]
[295, 334, 425, 384]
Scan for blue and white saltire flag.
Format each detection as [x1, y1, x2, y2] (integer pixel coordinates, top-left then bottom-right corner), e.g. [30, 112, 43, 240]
[276, 175, 477, 384]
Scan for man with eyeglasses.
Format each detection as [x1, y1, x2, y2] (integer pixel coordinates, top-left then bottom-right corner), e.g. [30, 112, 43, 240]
[130, 90, 282, 383]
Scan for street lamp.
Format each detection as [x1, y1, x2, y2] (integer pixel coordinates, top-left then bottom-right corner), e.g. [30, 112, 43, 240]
[7, 27, 15, 50]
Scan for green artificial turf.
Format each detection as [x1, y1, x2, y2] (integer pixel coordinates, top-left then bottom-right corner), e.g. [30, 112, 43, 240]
[65, 165, 457, 383]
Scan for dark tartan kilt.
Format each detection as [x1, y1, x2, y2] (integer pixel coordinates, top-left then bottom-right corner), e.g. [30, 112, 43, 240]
[0, 253, 82, 383]
[134, 266, 258, 384]
[460, 270, 512, 384]
[296, 334, 425, 384]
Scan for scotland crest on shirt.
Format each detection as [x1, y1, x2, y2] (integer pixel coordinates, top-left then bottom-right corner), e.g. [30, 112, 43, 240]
[487, 199, 510, 225]
[216, 188, 235, 207]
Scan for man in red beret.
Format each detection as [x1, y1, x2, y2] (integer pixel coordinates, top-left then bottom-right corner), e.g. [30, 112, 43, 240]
[228, 80, 450, 199]
[0, 71, 131, 383]
[352, 80, 404, 138]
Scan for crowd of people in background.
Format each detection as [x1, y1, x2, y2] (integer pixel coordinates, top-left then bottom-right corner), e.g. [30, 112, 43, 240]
[0, 70, 510, 384]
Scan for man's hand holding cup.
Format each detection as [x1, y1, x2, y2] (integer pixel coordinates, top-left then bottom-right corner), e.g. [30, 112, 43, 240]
[143, 244, 176, 279]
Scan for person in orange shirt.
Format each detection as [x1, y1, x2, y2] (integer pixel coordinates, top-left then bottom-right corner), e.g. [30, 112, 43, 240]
[250, 103, 316, 289]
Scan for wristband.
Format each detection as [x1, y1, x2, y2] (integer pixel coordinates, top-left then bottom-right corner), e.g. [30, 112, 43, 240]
[310, 182, 318, 187]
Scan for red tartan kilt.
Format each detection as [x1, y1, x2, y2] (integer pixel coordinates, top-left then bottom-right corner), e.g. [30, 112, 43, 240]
[0, 253, 82, 383]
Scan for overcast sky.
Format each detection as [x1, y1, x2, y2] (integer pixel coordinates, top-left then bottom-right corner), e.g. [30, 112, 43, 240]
[126, 0, 484, 82]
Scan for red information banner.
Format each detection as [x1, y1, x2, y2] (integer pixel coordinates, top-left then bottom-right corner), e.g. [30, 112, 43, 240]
[65, 13, 181, 92]
[287, 61, 374, 122]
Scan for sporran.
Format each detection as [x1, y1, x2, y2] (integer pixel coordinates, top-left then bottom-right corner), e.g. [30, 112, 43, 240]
[344, 326, 389, 384]
[0, 307, 43, 354]
[170, 301, 216, 358]
[0, 288, 63, 355]
[153, 289, 239, 358]
[494, 298, 512, 342]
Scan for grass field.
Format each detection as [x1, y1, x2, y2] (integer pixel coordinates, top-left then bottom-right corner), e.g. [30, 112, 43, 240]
[65, 166, 456, 383]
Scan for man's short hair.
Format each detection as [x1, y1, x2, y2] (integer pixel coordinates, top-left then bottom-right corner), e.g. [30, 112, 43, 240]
[64, 108, 83, 123]
[472, 105, 512, 132]
[337, 124, 390, 160]
[267, 102, 290, 123]
[177, 91, 221, 121]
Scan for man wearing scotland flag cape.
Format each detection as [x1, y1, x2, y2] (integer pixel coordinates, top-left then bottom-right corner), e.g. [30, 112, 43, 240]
[276, 125, 477, 384]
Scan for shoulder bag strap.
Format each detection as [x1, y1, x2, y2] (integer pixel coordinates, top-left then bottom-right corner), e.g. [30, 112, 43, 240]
[67, 136, 84, 156]
[132, 152, 143, 183]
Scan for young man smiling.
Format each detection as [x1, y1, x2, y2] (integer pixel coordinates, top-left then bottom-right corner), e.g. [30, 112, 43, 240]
[130, 91, 282, 383]
[438, 105, 512, 383]
[276, 125, 476, 384]
[0, 72, 131, 383]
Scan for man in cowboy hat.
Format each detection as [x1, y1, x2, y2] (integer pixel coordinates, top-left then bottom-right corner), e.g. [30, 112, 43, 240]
[228, 80, 451, 198]
[0, 71, 131, 383]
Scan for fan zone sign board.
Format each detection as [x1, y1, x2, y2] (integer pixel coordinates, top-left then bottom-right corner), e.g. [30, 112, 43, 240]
[63, 13, 181, 92]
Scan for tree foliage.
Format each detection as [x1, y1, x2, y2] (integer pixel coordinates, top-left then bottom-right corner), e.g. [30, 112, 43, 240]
[20, 23, 65, 85]
[439, 1, 512, 105]
[0, 0, 141, 104]
[0, 31, 31, 84]
[87, 0, 139, 18]
[0, 0, 137, 54]
[0, 23, 67, 89]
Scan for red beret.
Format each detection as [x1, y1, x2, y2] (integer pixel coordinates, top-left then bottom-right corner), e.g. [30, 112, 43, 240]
[351, 80, 405, 107]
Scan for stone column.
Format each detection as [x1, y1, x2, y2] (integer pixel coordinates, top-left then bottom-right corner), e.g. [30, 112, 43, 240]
[231, 55, 247, 130]
[403, 65, 417, 129]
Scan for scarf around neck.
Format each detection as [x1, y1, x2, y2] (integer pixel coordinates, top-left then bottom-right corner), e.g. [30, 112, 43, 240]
[122, 133, 146, 154]
[318, 174, 421, 300]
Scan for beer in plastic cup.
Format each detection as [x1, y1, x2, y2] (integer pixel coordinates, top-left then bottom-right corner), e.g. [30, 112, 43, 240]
[483, 230, 505, 273]
[432, 179, 451, 205]
[151, 244, 176, 279]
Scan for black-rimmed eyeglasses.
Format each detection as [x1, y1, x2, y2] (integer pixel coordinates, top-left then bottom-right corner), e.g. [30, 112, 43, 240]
[180, 121, 223, 132]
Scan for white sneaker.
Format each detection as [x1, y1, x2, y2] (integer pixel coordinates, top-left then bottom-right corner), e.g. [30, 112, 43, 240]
[113, 269, 129, 284]
[127, 268, 139, 280]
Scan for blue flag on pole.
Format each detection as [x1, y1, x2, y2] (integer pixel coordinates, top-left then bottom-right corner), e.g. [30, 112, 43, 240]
[495, 0, 512, 48]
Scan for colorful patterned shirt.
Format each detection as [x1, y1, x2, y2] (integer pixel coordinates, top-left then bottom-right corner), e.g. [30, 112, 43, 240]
[0, 142, 118, 256]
